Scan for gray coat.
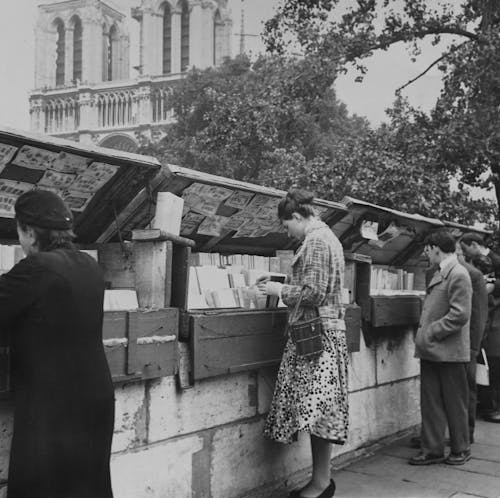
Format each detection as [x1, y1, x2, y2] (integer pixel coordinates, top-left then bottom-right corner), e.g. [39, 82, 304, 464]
[415, 258, 472, 362]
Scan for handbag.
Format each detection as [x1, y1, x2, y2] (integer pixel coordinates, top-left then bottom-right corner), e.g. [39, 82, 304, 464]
[286, 288, 324, 360]
[476, 348, 490, 386]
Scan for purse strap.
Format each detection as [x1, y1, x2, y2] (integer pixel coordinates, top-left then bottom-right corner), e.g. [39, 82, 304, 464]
[288, 288, 306, 326]
[288, 287, 320, 325]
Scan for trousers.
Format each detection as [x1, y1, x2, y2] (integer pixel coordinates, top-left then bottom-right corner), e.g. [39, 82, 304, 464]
[420, 360, 469, 455]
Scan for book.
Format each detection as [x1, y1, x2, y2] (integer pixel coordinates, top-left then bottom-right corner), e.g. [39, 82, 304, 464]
[266, 273, 287, 308]
[152, 192, 184, 236]
[211, 288, 238, 308]
[104, 289, 139, 311]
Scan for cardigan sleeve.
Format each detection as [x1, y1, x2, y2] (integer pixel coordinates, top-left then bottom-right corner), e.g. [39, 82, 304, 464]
[281, 236, 330, 308]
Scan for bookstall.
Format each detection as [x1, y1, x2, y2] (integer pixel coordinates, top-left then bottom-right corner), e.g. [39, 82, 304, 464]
[0, 126, 184, 391]
[336, 197, 490, 333]
[97, 164, 362, 384]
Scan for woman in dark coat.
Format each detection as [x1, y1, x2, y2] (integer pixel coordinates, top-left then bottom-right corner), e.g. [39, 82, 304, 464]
[0, 189, 115, 498]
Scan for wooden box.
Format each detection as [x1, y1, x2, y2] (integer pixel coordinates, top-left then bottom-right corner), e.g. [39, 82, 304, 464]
[102, 308, 178, 382]
[345, 304, 361, 352]
[129, 308, 178, 380]
[183, 304, 362, 382]
[188, 309, 288, 381]
[102, 311, 129, 380]
[369, 295, 422, 328]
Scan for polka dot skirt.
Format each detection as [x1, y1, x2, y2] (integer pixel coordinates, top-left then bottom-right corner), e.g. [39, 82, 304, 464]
[264, 328, 349, 445]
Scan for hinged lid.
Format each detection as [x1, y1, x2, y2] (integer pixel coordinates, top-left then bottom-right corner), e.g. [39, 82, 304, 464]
[0, 126, 160, 242]
[98, 164, 348, 255]
[336, 197, 491, 266]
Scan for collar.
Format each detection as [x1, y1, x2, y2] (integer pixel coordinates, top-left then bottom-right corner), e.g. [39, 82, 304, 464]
[304, 218, 328, 237]
[439, 253, 458, 273]
[292, 219, 329, 266]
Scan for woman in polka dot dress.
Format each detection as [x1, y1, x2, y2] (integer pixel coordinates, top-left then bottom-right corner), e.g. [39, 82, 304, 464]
[257, 189, 348, 498]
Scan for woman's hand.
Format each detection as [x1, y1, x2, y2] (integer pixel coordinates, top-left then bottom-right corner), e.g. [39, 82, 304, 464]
[257, 281, 283, 297]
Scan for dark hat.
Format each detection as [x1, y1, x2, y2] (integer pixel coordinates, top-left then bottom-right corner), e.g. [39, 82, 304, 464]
[15, 189, 73, 230]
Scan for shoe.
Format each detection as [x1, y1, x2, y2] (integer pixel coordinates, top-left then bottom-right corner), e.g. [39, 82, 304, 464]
[445, 449, 471, 465]
[408, 452, 445, 465]
[483, 411, 500, 423]
[289, 480, 336, 498]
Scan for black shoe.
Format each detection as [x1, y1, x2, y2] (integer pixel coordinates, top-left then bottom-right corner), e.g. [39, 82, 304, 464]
[408, 452, 445, 465]
[290, 480, 336, 498]
[483, 411, 500, 423]
[445, 449, 471, 465]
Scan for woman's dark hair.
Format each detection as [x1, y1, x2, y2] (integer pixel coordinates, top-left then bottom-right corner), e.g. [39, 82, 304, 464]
[18, 221, 75, 252]
[424, 229, 456, 254]
[277, 189, 316, 220]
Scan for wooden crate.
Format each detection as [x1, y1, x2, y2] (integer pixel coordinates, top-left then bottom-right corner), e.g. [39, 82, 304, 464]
[129, 308, 178, 380]
[345, 304, 361, 352]
[102, 308, 178, 382]
[184, 305, 362, 382]
[370, 295, 422, 328]
[188, 309, 288, 381]
[102, 311, 128, 380]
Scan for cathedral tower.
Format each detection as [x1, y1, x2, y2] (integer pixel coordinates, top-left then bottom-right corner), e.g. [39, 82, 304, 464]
[29, 0, 232, 151]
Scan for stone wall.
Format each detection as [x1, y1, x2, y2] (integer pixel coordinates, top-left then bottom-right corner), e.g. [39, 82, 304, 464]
[0, 327, 420, 497]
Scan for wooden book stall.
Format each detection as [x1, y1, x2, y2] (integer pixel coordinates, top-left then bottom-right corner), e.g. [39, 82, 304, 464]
[0, 126, 490, 394]
[0, 127, 183, 393]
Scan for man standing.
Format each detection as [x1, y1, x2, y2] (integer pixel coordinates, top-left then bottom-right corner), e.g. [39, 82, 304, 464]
[409, 230, 472, 466]
[455, 243, 488, 442]
[461, 233, 500, 424]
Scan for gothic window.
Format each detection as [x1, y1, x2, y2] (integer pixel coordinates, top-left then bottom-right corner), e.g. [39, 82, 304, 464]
[55, 19, 65, 86]
[108, 26, 117, 81]
[180, 0, 189, 71]
[213, 10, 223, 66]
[162, 3, 172, 74]
[72, 17, 83, 83]
[103, 25, 119, 82]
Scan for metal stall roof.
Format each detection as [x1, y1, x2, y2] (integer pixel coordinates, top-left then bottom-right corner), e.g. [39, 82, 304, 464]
[0, 126, 160, 242]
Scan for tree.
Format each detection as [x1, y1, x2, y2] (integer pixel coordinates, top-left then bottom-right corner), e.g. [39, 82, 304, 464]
[139, 51, 494, 225]
[264, 0, 500, 222]
[139, 54, 365, 181]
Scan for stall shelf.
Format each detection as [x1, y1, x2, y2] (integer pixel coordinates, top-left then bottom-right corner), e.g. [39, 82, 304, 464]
[0, 126, 185, 391]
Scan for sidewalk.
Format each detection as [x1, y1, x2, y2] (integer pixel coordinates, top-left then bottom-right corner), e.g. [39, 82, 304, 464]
[271, 419, 500, 498]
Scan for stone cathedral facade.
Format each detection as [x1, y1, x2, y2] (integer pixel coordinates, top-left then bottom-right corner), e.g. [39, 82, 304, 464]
[29, 0, 232, 151]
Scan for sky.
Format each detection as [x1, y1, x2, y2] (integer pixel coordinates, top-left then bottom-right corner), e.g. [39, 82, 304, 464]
[0, 0, 447, 131]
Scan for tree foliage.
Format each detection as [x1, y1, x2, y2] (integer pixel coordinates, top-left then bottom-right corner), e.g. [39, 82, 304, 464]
[263, 0, 500, 223]
[139, 50, 494, 226]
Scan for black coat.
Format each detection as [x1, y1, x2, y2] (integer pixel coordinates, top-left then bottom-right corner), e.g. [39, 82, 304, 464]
[0, 248, 114, 498]
[462, 261, 488, 355]
[485, 250, 500, 357]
